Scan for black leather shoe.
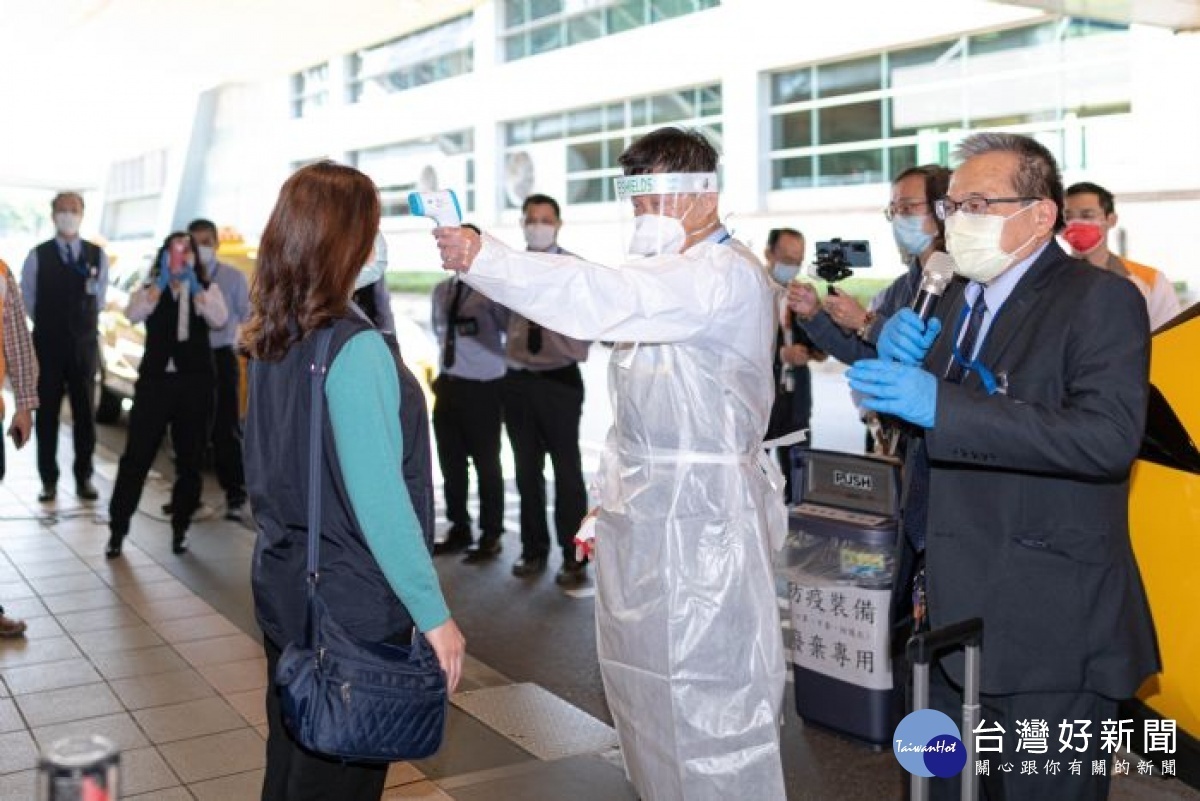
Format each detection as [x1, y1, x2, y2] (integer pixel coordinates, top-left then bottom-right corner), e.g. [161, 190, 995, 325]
[511, 555, 548, 577]
[37, 484, 56, 503]
[76, 480, 99, 501]
[161, 502, 174, 515]
[224, 502, 245, 522]
[432, 526, 473, 556]
[105, 532, 125, 560]
[462, 537, 503, 563]
[172, 530, 189, 555]
[555, 559, 589, 587]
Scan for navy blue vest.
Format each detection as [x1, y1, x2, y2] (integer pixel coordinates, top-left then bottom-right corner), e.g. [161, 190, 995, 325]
[33, 239, 101, 350]
[246, 314, 434, 647]
[139, 287, 215, 379]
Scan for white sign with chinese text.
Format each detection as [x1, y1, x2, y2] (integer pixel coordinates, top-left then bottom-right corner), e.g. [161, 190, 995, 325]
[788, 579, 892, 691]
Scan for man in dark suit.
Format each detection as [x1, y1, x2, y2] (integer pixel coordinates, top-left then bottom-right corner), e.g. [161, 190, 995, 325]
[849, 132, 1158, 801]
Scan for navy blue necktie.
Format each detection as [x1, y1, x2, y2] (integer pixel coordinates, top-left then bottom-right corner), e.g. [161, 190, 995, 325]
[946, 296, 988, 383]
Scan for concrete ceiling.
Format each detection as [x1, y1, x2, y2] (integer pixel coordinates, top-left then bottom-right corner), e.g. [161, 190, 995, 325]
[997, 0, 1200, 29]
[0, 0, 477, 188]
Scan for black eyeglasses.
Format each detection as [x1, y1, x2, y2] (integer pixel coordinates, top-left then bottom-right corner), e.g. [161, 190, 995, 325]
[934, 196, 1041, 220]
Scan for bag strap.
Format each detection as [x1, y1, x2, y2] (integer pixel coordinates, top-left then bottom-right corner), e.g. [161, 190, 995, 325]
[306, 327, 335, 613]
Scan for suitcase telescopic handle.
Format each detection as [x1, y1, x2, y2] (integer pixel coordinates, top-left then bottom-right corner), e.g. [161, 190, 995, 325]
[907, 618, 984, 801]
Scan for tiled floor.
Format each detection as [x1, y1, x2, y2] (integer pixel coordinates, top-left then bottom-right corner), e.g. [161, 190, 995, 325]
[0, 436, 636, 801]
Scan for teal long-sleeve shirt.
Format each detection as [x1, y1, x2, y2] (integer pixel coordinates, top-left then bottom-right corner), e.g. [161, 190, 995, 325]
[325, 331, 449, 633]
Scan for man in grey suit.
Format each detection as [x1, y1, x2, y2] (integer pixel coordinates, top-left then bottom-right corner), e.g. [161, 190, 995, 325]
[849, 132, 1158, 800]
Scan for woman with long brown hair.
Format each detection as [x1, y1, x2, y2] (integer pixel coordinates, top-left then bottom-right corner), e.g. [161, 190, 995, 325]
[242, 161, 464, 801]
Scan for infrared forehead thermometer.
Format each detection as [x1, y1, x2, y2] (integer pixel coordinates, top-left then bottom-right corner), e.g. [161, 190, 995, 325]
[408, 190, 462, 227]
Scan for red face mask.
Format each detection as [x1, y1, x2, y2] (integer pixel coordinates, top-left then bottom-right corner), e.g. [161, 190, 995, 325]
[1062, 220, 1105, 254]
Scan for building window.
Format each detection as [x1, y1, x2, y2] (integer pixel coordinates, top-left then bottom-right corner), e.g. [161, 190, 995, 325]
[348, 14, 473, 103]
[503, 83, 721, 207]
[349, 130, 475, 217]
[768, 17, 1131, 190]
[290, 63, 329, 119]
[501, 0, 719, 62]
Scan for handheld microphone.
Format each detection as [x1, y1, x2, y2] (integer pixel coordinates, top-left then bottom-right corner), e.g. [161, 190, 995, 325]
[407, 190, 463, 227]
[911, 251, 956, 322]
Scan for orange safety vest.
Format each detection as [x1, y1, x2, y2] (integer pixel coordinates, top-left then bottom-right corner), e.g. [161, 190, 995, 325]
[0, 258, 8, 418]
[1121, 257, 1162, 291]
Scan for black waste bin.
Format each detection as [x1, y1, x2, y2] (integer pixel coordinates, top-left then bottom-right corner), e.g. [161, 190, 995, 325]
[777, 448, 902, 747]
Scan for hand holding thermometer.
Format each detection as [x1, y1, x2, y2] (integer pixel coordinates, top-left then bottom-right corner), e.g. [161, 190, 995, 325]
[408, 190, 463, 227]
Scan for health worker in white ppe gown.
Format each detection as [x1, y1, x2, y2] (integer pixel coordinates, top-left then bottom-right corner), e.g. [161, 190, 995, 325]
[432, 127, 789, 801]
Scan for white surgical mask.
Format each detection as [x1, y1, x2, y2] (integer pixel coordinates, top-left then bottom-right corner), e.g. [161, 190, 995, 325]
[54, 212, 81, 237]
[523, 223, 557, 251]
[628, 214, 686, 257]
[945, 204, 1036, 284]
[355, 232, 389, 290]
[892, 215, 934, 258]
[197, 245, 216, 267]
[771, 264, 801, 285]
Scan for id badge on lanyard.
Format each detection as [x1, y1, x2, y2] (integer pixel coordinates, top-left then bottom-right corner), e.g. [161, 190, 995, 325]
[85, 265, 99, 296]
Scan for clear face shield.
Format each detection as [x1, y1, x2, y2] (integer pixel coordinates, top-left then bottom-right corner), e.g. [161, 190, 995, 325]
[613, 172, 720, 259]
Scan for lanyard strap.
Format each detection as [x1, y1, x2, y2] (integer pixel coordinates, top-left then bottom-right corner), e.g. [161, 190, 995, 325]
[949, 303, 1000, 395]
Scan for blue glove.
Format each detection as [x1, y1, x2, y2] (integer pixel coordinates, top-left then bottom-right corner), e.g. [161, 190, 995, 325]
[875, 308, 941, 365]
[155, 254, 172, 291]
[846, 358, 938, 428]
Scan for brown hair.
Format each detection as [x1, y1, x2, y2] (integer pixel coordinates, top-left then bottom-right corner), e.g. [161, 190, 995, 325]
[241, 162, 380, 361]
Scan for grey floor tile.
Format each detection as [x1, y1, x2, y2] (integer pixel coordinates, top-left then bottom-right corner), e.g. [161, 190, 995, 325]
[153, 614, 241, 645]
[89, 645, 191, 680]
[444, 754, 638, 801]
[157, 728, 265, 783]
[24, 572, 108, 596]
[109, 668, 216, 710]
[412, 708, 536, 781]
[172, 633, 263, 668]
[133, 596, 219, 625]
[0, 596, 48, 620]
[0, 730, 38, 774]
[19, 615, 65, 639]
[3, 545, 76, 566]
[72, 624, 165, 655]
[195, 657, 266, 695]
[0, 581, 34, 601]
[1, 657, 101, 695]
[56, 604, 146, 635]
[116, 579, 197, 605]
[386, 761, 425, 788]
[133, 697, 247, 744]
[32, 711, 150, 752]
[95, 563, 178, 588]
[40, 587, 125, 615]
[120, 746, 183, 796]
[14, 557, 91, 580]
[15, 682, 124, 727]
[0, 699, 22, 734]
[381, 781, 454, 800]
[0, 770, 36, 801]
[189, 767, 265, 801]
[222, 689, 266, 727]
[0, 636, 81, 669]
[125, 787, 193, 801]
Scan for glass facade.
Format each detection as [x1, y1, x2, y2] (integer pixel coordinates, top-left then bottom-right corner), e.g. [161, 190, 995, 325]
[350, 130, 476, 217]
[501, 0, 718, 62]
[348, 14, 473, 103]
[503, 84, 721, 206]
[768, 18, 1131, 189]
[290, 63, 329, 119]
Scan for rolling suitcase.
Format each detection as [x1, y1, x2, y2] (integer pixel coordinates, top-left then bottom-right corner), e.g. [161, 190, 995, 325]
[907, 618, 983, 801]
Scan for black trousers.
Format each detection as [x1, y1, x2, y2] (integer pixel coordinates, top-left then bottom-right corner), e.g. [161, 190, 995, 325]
[209, 346, 246, 506]
[431, 374, 505, 538]
[262, 638, 388, 801]
[108, 373, 213, 535]
[925, 663, 1116, 801]
[502, 366, 587, 561]
[34, 340, 97, 486]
